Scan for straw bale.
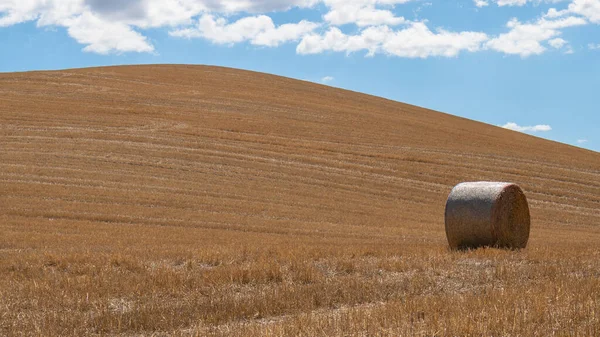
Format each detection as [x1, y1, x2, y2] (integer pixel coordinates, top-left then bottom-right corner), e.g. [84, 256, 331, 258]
[445, 182, 530, 249]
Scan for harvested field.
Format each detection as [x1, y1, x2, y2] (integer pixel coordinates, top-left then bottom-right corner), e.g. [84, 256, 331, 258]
[0, 65, 599, 336]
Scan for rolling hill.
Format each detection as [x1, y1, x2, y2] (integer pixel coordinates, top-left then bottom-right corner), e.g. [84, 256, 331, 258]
[1, 65, 599, 336]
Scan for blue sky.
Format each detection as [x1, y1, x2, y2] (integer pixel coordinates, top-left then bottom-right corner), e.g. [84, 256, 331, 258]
[1, 0, 599, 152]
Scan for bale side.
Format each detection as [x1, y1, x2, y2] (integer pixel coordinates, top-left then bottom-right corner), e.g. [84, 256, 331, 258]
[491, 184, 530, 248]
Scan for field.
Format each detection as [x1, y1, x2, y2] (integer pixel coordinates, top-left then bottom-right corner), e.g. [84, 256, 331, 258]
[0, 65, 599, 336]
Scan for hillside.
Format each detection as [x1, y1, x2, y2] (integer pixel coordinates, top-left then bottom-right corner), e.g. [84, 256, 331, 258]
[1, 65, 599, 335]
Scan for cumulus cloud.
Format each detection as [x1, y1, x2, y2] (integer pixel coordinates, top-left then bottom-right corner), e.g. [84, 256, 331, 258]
[589, 43, 600, 49]
[321, 76, 334, 82]
[548, 37, 568, 48]
[567, 0, 600, 23]
[1, 0, 600, 57]
[0, 0, 321, 53]
[170, 14, 319, 47]
[490, 0, 570, 6]
[540, 0, 600, 22]
[297, 22, 488, 58]
[486, 16, 586, 57]
[577, 139, 589, 144]
[501, 122, 553, 132]
[496, 0, 529, 5]
[83, 0, 319, 18]
[298, 26, 387, 55]
[0, 0, 44, 26]
[201, 0, 320, 13]
[322, 0, 411, 27]
[0, 0, 156, 53]
[65, 11, 155, 54]
[482, 0, 600, 26]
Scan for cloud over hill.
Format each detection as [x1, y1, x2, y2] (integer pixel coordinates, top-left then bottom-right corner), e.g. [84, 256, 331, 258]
[1, 0, 599, 56]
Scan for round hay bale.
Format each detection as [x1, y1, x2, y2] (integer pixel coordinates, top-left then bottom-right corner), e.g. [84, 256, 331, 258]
[445, 182, 530, 250]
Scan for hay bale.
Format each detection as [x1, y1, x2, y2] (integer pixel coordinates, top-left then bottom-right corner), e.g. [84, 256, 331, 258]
[445, 182, 530, 250]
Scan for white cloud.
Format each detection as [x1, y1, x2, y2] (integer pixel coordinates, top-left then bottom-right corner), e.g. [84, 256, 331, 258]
[568, 0, 600, 23]
[486, 16, 586, 57]
[253, 20, 321, 46]
[541, 1, 600, 23]
[0, 0, 155, 54]
[324, 5, 405, 26]
[545, 7, 569, 18]
[502, 122, 553, 132]
[577, 139, 589, 144]
[298, 26, 387, 55]
[548, 37, 567, 48]
[321, 76, 334, 82]
[201, 0, 320, 13]
[0, 0, 321, 53]
[0, 0, 83, 27]
[1, 0, 599, 56]
[491, 0, 570, 6]
[383, 23, 489, 57]
[84, 0, 319, 18]
[297, 22, 488, 58]
[497, 0, 529, 6]
[170, 15, 319, 47]
[589, 43, 600, 49]
[0, 0, 44, 26]
[94, 0, 202, 28]
[66, 11, 154, 54]
[322, 0, 411, 27]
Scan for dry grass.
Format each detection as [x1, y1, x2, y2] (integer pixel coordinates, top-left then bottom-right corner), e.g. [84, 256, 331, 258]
[0, 65, 599, 336]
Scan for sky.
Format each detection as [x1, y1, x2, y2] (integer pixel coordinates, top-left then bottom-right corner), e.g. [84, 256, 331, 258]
[1, 0, 599, 152]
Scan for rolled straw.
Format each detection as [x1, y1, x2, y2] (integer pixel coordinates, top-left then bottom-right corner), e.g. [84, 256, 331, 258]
[445, 182, 530, 250]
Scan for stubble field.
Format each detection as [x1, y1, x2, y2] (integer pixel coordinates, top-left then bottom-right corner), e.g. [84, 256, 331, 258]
[0, 65, 599, 336]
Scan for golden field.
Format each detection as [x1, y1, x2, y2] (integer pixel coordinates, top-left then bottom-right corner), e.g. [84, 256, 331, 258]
[0, 65, 599, 336]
